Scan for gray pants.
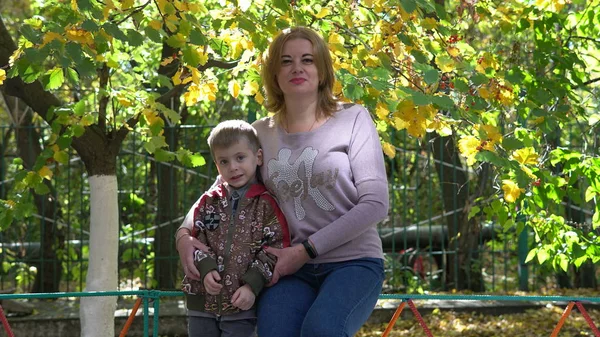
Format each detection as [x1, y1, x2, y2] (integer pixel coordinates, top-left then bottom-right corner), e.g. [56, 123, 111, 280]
[188, 316, 256, 337]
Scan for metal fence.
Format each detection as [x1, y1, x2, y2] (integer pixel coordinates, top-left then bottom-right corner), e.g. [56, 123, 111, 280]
[0, 123, 597, 294]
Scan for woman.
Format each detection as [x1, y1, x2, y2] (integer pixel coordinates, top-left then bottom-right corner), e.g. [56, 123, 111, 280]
[177, 27, 389, 337]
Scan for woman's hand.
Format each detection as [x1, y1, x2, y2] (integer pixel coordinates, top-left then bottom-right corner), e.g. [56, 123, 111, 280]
[177, 233, 209, 281]
[265, 245, 310, 286]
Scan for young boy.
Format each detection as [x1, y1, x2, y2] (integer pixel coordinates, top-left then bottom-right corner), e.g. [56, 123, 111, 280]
[180, 120, 289, 337]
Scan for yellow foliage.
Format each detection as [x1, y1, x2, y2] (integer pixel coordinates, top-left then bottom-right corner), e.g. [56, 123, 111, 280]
[511, 147, 539, 165]
[0, 69, 6, 86]
[314, 7, 331, 19]
[143, 109, 159, 125]
[476, 124, 502, 150]
[172, 68, 183, 85]
[332, 81, 343, 96]
[476, 52, 499, 73]
[499, 87, 514, 106]
[65, 28, 94, 46]
[242, 80, 259, 96]
[228, 80, 241, 98]
[42, 32, 65, 47]
[447, 46, 460, 58]
[71, 0, 78, 10]
[149, 20, 163, 31]
[189, 67, 201, 84]
[120, 0, 135, 10]
[427, 117, 453, 136]
[365, 55, 380, 67]
[117, 93, 132, 107]
[375, 103, 389, 121]
[421, 17, 438, 30]
[38, 166, 53, 180]
[382, 141, 396, 158]
[458, 136, 481, 166]
[535, 0, 567, 12]
[502, 179, 525, 203]
[103, 0, 115, 20]
[254, 91, 264, 105]
[183, 84, 200, 106]
[160, 56, 174, 66]
[436, 54, 455, 72]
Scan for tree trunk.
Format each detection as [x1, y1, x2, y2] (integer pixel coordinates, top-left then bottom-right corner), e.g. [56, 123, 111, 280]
[80, 175, 119, 337]
[430, 133, 484, 291]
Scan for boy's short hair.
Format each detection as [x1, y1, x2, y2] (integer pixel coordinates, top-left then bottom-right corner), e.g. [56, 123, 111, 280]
[207, 120, 261, 155]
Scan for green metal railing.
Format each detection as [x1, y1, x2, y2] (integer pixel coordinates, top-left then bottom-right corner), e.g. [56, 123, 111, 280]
[1, 291, 599, 336]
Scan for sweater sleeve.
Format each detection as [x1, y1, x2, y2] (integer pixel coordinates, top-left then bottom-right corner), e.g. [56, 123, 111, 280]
[309, 107, 389, 256]
[242, 195, 290, 296]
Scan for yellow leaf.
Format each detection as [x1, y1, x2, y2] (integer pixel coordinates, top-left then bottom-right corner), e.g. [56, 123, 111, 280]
[447, 46, 460, 58]
[421, 17, 437, 30]
[71, 0, 78, 10]
[328, 32, 345, 45]
[0, 69, 6, 86]
[38, 166, 53, 180]
[332, 81, 343, 96]
[9, 48, 23, 67]
[183, 84, 200, 106]
[149, 20, 163, 30]
[120, 0, 135, 10]
[502, 179, 525, 203]
[314, 8, 331, 19]
[375, 103, 389, 121]
[458, 136, 481, 166]
[511, 147, 539, 165]
[242, 80, 259, 96]
[198, 51, 208, 66]
[117, 93, 132, 107]
[436, 54, 455, 72]
[228, 80, 241, 98]
[160, 56, 174, 66]
[382, 141, 396, 158]
[172, 68, 183, 85]
[254, 91, 264, 105]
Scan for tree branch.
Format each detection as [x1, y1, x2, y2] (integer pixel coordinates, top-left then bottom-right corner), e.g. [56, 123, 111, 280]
[97, 64, 109, 132]
[570, 35, 600, 44]
[573, 77, 600, 89]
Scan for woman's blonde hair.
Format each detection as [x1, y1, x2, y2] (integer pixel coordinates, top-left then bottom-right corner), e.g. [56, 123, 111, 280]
[261, 27, 339, 122]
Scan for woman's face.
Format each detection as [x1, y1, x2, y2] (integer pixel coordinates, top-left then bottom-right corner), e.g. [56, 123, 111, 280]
[276, 38, 319, 98]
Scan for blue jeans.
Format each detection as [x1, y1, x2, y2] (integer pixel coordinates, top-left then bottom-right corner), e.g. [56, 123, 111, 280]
[256, 257, 384, 337]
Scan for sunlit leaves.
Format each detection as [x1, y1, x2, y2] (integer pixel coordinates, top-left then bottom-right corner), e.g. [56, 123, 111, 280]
[0, 69, 5, 85]
[502, 180, 525, 203]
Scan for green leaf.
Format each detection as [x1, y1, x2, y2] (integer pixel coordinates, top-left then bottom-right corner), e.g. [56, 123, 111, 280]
[127, 29, 145, 47]
[431, 95, 454, 109]
[537, 248, 549, 264]
[54, 151, 70, 165]
[189, 28, 207, 45]
[593, 211, 599, 230]
[411, 91, 431, 106]
[183, 45, 201, 67]
[57, 135, 72, 149]
[20, 25, 41, 44]
[424, 69, 439, 85]
[585, 186, 597, 202]
[65, 67, 80, 85]
[525, 249, 537, 263]
[343, 84, 364, 101]
[34, 182, 50, 195]
[43, 68, 65, 90]
[145, 26, 162, 43]
[467, 205, 480, 220]
[102, 22, 128, 42]
[475, 151, 510, 167]
[272, 0, 289, 12]
[154, 149, 175, 162]
[72, 124, 85, 137]
[556, 254, 569, 272]
[210, 38, 229, 57]
[471, 73, 488, 85]
[400, 0, 417, 13]
[501, 137, 524, 151]
[81, 19, 99, 32]
[189, 153, 206, 167]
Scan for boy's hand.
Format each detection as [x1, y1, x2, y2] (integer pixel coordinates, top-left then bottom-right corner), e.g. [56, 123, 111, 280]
[203, 270, 223, 295]
[231, 284, 255, 311]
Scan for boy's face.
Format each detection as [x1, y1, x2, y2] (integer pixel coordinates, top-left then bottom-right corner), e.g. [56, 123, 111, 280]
[213, 141, 263, 189]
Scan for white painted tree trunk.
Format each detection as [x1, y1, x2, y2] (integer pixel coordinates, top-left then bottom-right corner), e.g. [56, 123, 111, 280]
[80, 175, 119, 337]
